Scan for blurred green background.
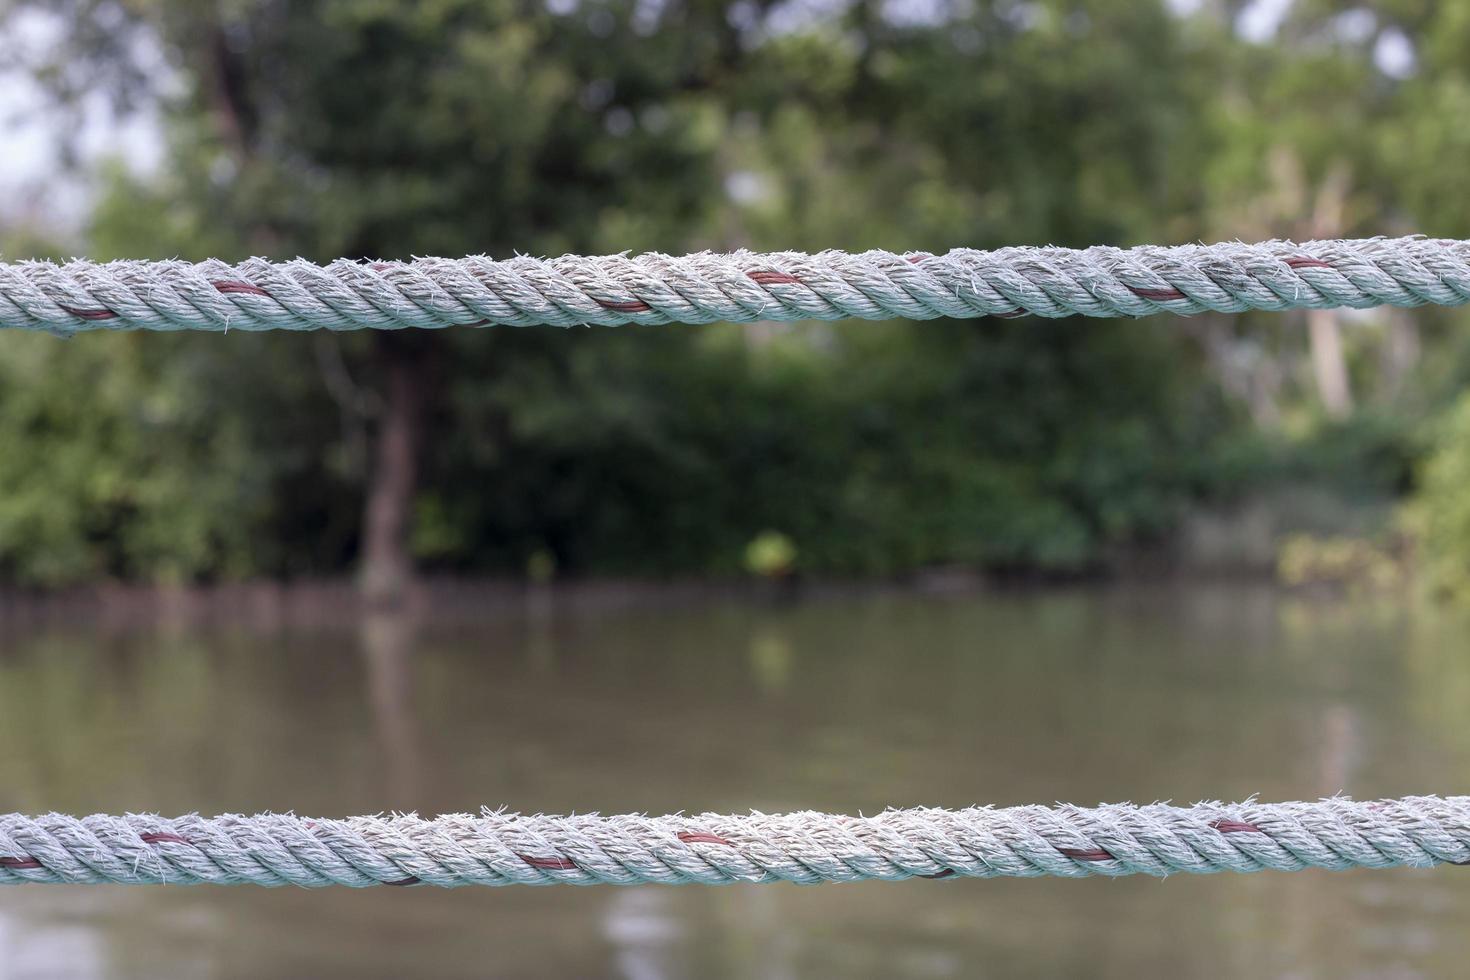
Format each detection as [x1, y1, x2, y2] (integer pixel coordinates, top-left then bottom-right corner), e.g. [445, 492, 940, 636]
[4, 0, 1470, 596]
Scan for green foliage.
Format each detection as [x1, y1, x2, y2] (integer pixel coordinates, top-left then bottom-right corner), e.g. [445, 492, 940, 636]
[411, 316, 1224, 578]
[6, 0, 1465, 586]
[0, 332, 256, 584]
[1277, 532, 1407, 596]
[745, 531, 796, 579]
[1414, 393, 1470, 602]
[0, 327, 368, 584]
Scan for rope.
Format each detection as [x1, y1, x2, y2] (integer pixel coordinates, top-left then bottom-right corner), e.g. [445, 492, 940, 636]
[4, 797, 1468, 886]
[5, 236, 1470, 334]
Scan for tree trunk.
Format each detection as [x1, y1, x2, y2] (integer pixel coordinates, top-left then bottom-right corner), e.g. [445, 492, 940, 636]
[1307, 309, 1352, 420]
[1379, 308, 1420, 402]
[360, 340, 427, 604]
[361, 608, 423, 804]
[1305, 163, 1353, 420]
[1188, 315, 1283, 429]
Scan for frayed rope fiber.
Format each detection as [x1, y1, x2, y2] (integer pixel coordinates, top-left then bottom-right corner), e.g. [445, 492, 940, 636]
[5, 237, 1470, 334]
[4, 797, 1469, 886]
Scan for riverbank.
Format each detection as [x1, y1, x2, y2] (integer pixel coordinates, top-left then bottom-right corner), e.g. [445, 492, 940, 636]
[0, 478, 1411, 629]
[0, 561, 1326, 632]
[0, 572, 1004, 630]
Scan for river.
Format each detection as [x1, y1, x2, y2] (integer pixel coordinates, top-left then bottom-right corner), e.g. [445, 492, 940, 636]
[1, 583, 1467, 977]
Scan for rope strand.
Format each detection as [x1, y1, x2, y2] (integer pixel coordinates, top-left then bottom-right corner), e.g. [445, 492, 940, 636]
[4, 797, 1468, 886]
[4, 237, 1470, 334]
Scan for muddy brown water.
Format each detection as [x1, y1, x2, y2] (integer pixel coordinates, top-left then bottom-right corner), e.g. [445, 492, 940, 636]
[2, 583, 1469, 978]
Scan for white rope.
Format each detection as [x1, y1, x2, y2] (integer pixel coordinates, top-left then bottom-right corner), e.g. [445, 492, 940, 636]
[4, 797, 1468, 886]
[3, 237, 1469, 334]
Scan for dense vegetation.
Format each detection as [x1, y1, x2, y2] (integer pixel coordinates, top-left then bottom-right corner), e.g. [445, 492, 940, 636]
[4, 0, 1470, 588]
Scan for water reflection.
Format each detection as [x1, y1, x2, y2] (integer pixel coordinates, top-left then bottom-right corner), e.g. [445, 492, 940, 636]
[0, 583, 1469, 977]
[360, 610, 424, 807]
[603, 889, 685, 980]
[0, 909, 106, 978]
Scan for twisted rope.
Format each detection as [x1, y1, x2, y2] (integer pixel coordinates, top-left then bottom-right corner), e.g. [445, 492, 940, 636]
[4, 797, 1468, 886]
[5, 237, 1470, 334]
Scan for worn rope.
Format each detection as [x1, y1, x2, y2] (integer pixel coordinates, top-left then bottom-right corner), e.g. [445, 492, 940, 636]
[3, 797, 1468, 886]
[4, 237, 1470, 334]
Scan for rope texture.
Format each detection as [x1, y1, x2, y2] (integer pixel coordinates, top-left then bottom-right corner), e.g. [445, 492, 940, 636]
[4, 797, 1468, 886]
[5, 237, 1470, 334]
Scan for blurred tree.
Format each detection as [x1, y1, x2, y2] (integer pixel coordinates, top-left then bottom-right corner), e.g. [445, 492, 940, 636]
[9, 0, 750, 596]
[0, 0, 1321, 586]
